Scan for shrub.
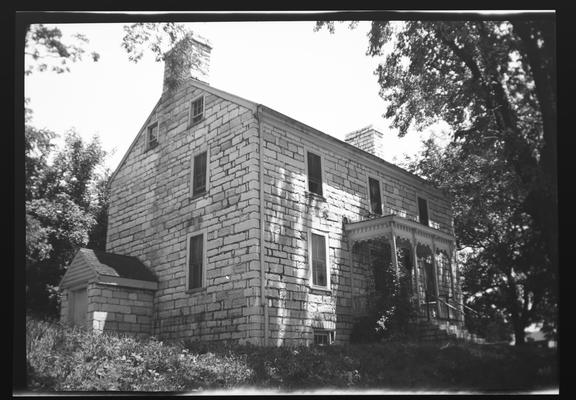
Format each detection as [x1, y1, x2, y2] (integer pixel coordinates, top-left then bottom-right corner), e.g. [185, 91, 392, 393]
[26, 317, 557, 392]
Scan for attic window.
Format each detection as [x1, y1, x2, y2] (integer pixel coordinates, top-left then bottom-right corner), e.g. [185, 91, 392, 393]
[189, 96, 204, 126]
[147, 122, 159, 150]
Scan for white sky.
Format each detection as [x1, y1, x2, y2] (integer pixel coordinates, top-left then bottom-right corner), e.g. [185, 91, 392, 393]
[24, 21, 448, 172]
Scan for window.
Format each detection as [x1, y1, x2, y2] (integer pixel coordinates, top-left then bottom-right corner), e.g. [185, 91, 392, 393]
[307, 151, 323, 196]
[192, 151, 208, 196]
[189, 96, 204, 126]
[186, 233, 204, 290]
[313, 330, 334, 346]
[147, 122, 158, 150]
[368, 177, 382, 215]
[418, 197, 429, 226]
[310, 232, 329, 288]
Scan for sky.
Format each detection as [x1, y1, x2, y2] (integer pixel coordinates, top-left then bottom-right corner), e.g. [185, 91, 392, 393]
[24, 20, 448, 172]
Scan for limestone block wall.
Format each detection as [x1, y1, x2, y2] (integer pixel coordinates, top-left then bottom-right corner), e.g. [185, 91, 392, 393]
[60, 290, 70, 324]
[259, 110, 455, 345]
[106, 82, 262, 344]
[87, 283, 155, 336]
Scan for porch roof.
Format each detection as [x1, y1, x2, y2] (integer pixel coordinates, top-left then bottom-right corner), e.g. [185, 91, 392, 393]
[343, 214, 456, 251]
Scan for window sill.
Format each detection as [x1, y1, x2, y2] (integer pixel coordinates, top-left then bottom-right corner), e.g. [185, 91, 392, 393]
[309, 286, 332, 296]
[188, 118, 205, 130]
[186, 287, 207, 295]
[305, 191, 326, 202]
[145, 143, 159, 153]
[191, 191, 207, 200]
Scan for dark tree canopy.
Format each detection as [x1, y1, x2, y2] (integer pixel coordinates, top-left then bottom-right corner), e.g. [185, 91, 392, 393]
[317, 18, 557, 345]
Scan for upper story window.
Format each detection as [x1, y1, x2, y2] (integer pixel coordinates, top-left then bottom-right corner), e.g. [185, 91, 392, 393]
[191, 151, 208, 196]
[368, 177, 382, 215]
[309, 231, 329, 289]
[307, 151, 323, 196]
[146, 122, 159, 150]
[418, 196, 429, 226]
[189, 95, 205, 126]
[186, 232, 205, 290]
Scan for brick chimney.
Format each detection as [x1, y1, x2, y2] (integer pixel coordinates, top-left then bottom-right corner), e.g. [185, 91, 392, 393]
[162, 32, 212, 93]
[344, 125, 386, 159]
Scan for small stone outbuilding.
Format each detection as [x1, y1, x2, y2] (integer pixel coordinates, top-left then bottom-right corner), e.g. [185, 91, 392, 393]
[59, 248, 158, 336]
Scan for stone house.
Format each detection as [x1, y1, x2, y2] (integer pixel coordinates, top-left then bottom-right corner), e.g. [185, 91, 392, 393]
[60, 33, 477, 345]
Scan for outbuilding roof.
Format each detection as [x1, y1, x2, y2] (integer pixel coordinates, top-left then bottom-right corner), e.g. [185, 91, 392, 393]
[60, 248, 158, 290]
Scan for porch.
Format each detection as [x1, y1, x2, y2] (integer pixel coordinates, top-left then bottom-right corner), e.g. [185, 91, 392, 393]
[344, 213, 465, 325]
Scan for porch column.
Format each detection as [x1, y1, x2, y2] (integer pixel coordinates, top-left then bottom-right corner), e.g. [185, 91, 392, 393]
[389, 225, 399, 280]
[411, 228, 421, 309]
[449, 241, 464, 323]
[431, 238, 442, 318]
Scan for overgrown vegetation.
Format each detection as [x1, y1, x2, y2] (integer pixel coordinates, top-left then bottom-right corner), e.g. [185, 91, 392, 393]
[350, 245, 417, 344]
[26, 318, 557, 392]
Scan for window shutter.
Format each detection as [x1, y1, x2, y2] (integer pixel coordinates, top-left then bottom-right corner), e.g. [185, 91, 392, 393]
[193, 152, 207, 195]
[189, 234, 203, 289]
[418, 197, 429, 226]
[368, 177, 382, 215]
[311, 233, 327, 287]
[307, 152, 323, 195]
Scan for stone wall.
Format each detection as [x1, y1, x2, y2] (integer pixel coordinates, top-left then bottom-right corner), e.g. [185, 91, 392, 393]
[106, 81, 262, 344]
[87, 283, 155, 336]
[59, 289, 71, 325]
[259, 110, 455, 345]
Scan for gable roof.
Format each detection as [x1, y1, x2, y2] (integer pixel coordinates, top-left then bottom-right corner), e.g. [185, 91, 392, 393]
[60, 248, 158, 290]
[108, 77, 446, 198]
[108, 78, 258, 186]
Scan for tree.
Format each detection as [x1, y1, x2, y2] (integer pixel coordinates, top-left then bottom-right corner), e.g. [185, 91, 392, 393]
[316, 19, 557, 345]
[405, 138, 556, 345]
[24, 22, 111, 317]
[25, 128, 108, 317]
[121, 22, 189, 63]
[316, 19, 557, 276]
[25, 24, 100, 75]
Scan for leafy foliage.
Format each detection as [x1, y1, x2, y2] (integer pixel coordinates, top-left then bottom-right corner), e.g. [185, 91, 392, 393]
[26, 318, 557, 392]
[121, 22, 189, 62]
[24, 24, 100, 75]
[404, 137, 555, 344]
[317, 19, 557, 345]
[25, 122, 109, 317]
[350, 244, 417, 343]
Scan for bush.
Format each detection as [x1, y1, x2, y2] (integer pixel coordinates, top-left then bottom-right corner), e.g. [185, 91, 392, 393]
[26, 317, 557, 392]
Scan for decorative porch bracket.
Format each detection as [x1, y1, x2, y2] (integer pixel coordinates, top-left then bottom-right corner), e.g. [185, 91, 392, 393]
[343, 214, 455, 251]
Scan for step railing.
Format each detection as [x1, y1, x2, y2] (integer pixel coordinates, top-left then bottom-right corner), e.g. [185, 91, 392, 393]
[424, 294, 483, 323]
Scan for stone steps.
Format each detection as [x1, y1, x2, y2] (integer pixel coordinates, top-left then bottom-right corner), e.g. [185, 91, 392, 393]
[413, 318, 486, 345]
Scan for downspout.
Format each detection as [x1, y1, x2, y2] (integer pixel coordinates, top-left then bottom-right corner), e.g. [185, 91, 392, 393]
[255, 105, 269, 346]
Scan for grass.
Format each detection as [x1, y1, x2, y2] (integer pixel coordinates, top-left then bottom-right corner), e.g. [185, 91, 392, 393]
[26, 317, 558, 393]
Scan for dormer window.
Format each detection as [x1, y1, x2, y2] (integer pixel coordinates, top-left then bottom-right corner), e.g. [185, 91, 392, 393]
[189, 95, 204, 126]
[147, 122, 158, 150]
